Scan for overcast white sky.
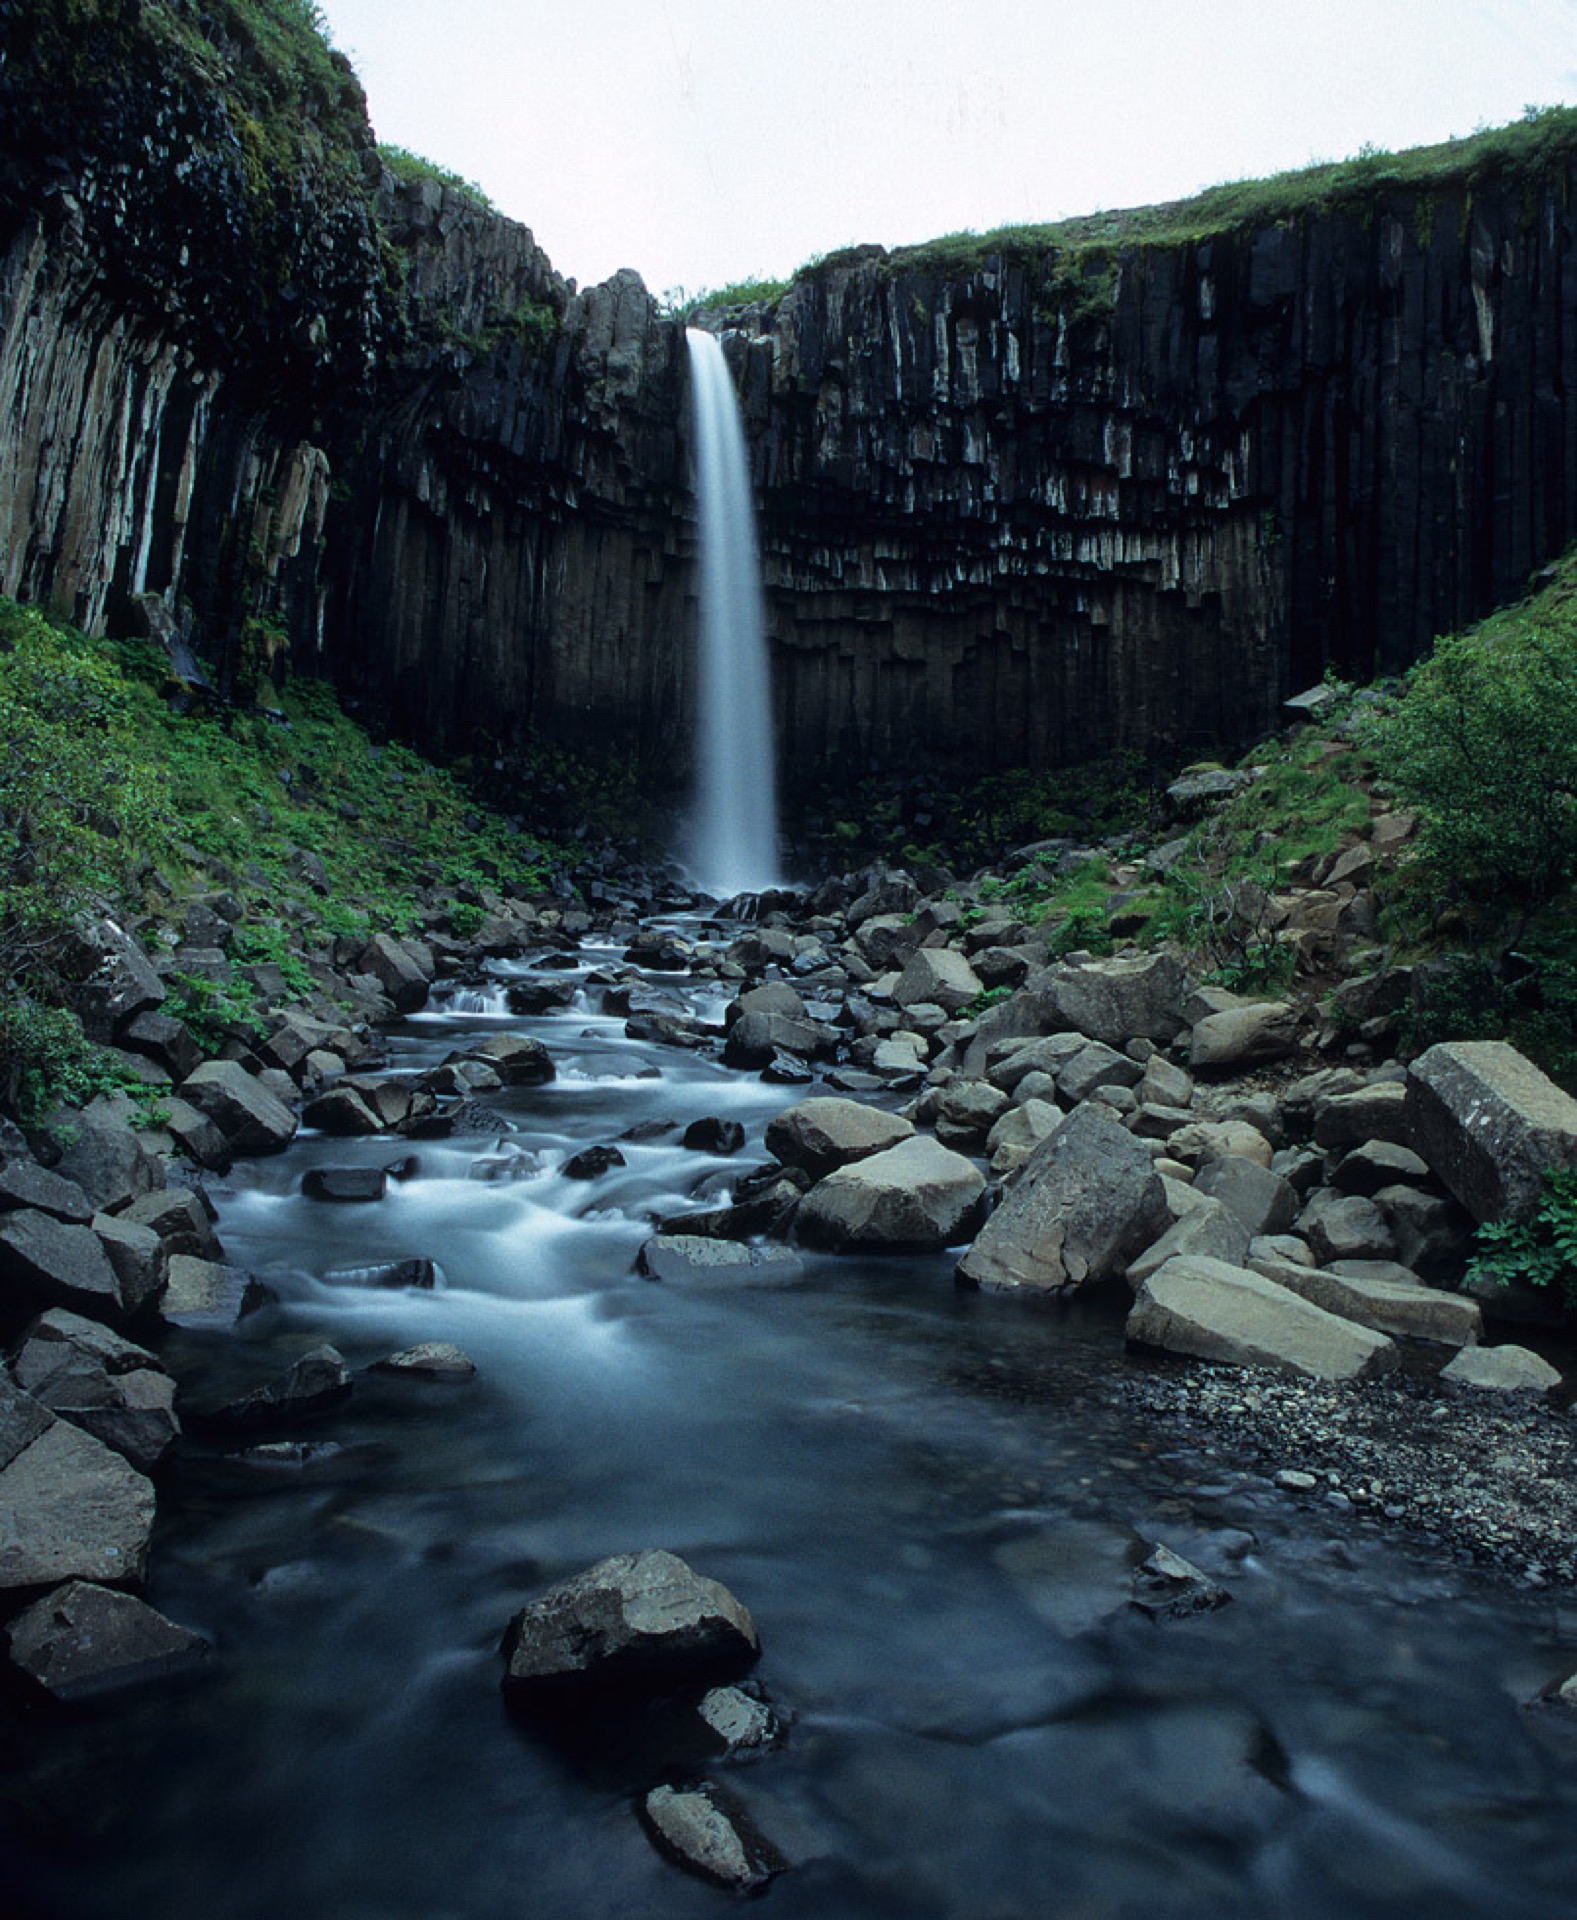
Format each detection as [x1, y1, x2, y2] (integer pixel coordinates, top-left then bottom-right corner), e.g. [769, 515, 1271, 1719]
[314, 0, 1577, 300]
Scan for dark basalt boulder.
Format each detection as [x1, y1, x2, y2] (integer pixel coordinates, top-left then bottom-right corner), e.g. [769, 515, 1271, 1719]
[681, 1117, 746, 1155]
[500, 1549, 759, 1711]
[302, 1165, 388, 1203]
[6, 1580, 210, 1701]
[211, 1345, 353, 1428]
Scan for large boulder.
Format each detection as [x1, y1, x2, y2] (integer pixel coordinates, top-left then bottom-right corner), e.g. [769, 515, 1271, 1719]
[0, 1377, 156, 1595]
[1028, 953, 1189, 1046]
[500, 1549, 759, 1709]
[1127, 1256, 1400, 1380]
[6, 1580, 209, 1700]
[179, 1060, 298, 1154]
[0, 1210, 130, 1324]
[956, 1103, 1167, 1296]
[1190, 1001, 1301, 1072]
[893, 948, 983, 1015]
[764, 1097, 914, 1181]
[795, 1137, 985, 1252]
[1406, 1040, 1577, 1223]
[357, 932, 432, 1013]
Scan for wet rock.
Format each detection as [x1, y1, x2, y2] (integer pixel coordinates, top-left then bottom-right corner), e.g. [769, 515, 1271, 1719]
[302, 1165, 388, 1203]
[561, 1144, 626, 1180]
[956, 1103, 1167, 1296]
[1441, 1344, 1562, 1395]
[6, 1580, 209, 1700]
[179, 1060, 298, 1154]
[505, 977, 578, 1015]
[161, 1253, 268, 1325]
[369, 1342, 477, 1380]
[697, 1683, 781, 1752]
[722, 1010, 825, 1068]
[641, 1781, 787, 1892]
[1190, 1001, 1301, 1072]
[682, 1117, 746, 1155]
[324, 1257, 440, 1290]
[796, 1136, 985, 1252]
[213, 1345, 353, 1427]
[724, 981, 806, 1028]
[763, 1050, 815, 1085]
[1131, 1543, 1233, 1619]
[0, 1377, 155, 1594]
[301, 1083, 385, 1134]
[357, 932, 431, 1013]
[1127, 1255, 1400, 1381]
[462, 1033, 556, 1086]
[765, 1097, 915, 1181]
[500, 1549, 759, 1708]
[1407, 1040, 1577, 1223]
[638, 1236, 804, 1286]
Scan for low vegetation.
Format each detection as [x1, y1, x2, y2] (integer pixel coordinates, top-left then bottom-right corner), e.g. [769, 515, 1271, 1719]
[0, 599, 573, 1120]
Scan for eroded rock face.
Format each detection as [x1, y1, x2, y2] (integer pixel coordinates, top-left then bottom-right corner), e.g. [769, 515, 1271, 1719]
[500, 1550, 759, 1709]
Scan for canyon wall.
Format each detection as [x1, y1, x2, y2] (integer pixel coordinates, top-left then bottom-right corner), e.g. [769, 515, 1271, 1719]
[3, 6, 1577, 799]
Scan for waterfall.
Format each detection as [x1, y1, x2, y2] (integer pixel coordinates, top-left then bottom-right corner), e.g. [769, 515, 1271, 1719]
[685, 327, 780, 897]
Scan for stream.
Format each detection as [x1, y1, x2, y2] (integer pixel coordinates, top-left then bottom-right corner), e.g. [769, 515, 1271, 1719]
[12, 920, 1577, 1919]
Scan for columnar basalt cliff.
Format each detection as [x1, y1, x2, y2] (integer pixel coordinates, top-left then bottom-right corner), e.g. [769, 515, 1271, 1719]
[3, 5, 1576, 802]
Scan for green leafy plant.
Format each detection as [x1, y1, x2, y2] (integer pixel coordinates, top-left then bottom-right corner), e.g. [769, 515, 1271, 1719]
[1466, 1167, 1577, 1306]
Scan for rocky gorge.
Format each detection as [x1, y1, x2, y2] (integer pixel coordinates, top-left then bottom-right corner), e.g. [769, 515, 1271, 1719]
[4, 8, 1577, 801]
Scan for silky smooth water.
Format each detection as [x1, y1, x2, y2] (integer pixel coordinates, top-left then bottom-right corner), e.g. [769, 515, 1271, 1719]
[8, 934, 1577, 1920]
[685, 329, 780, 897]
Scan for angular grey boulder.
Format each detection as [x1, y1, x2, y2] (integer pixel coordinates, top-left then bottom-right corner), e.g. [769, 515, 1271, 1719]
[764, 1097, 915, 1179]
[1406, 1040, 1577, 1223]
[0, 1377, 156, 1594]
[1441, 1344, 1562, 1394]
[893, 947, 982, 1015]
[1029, 953, 1189, 1046]
[795, 1136, 985, 1252]
[0, 1209, 129, 1322]
[1190, 1001, 1301, 1071]
[956, 1103, 1167, 1296]
[501, 1549, 759, 1708]
[637, 1236, 804, 1287]
[1126, 1255, 1400, 1381]
[179, 1060, 298, 1154]
[1248, 1251, 1481, 1347]
[7, 1580, 209, 1699]
[12, 1308, 180, 1472]
[214, 1345, 352, 1427]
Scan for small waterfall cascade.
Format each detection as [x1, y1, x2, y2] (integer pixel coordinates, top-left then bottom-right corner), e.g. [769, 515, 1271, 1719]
[685, 326, 780, 897]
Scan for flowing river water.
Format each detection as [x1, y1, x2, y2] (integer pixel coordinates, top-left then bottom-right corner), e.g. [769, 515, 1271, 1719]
[12, 922, 1577, 1919]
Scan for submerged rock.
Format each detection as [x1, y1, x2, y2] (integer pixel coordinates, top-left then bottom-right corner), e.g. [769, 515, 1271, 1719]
[638, 1236, 804, 1286]
[213, 1345, 353, 1427]
[500, 1549, 759, 1710]
[641, 1781, 787, 1892]
[1131, 1543, 1234, 1620]
[369, 1342, 477, 1380]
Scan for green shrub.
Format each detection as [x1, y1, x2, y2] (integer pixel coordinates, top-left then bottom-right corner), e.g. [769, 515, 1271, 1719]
[1466, 1166, 1577, 1305]
[1359, 595, 1577, 901]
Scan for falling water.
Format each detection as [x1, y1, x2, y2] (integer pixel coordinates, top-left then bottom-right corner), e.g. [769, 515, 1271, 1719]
[685, 326, 780, 896]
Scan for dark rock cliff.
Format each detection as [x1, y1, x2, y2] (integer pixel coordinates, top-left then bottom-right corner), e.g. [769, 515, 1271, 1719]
[3, 4, 1576, 803]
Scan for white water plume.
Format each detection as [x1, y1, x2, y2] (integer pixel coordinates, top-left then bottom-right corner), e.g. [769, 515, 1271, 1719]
[685, 327, 780, 897]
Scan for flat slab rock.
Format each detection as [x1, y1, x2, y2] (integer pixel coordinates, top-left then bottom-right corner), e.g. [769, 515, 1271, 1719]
[1127, 1255, 1400, 1382]
[6, 1579, 210, 1700]
[1406, 1039, 1577, 1223]
[501, 1549, 759, 1709]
